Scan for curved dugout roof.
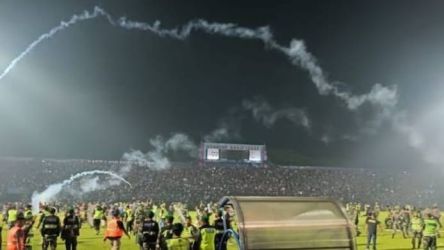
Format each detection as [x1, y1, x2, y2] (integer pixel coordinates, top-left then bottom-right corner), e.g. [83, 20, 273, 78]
[219, 196, 357, 250]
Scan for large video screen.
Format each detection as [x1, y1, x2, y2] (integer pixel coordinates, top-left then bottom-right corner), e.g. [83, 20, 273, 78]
[219, 150, 250, 161]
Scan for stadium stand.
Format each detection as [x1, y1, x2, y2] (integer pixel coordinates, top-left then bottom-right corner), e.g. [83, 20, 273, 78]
[0, 157, 441, 207]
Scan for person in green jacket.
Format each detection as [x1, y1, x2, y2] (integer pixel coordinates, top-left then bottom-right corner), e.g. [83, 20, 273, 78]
[7, 205, 18, 229]
[92, 205, 104, 235]
[166, 223, 189, 250]
[423, 211, 439, 250]
[195, 216, 216, 250]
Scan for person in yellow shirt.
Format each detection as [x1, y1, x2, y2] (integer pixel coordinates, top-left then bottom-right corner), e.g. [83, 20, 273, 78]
[196, 216, 216, 250]
[7, 205, 18, 229]
[181, 216, 198, 249]
[124, 205, 134, 234]
[93, 205, 104, 235]
[166, 223, 189, 250]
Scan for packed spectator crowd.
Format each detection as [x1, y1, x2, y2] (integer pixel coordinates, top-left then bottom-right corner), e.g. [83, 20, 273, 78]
[0, 157, 442, 207]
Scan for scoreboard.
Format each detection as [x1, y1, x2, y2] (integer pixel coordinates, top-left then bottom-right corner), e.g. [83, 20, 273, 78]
[200, 143, 267, 165]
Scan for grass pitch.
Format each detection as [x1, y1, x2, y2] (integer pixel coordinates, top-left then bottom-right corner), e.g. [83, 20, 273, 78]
[1, 211, 443, 249]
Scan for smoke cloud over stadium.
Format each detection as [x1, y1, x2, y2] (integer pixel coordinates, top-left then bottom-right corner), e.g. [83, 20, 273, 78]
[243, 97, 310, 129]
[392, 104, 444, 165]
[121, 133, 198, 171]
[0, 2, 443, 168]
[0, 6, 397, 114]
[204, 127, 232, 142]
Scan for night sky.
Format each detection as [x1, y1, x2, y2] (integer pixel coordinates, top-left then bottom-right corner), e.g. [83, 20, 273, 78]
[1, 0, 444, 168]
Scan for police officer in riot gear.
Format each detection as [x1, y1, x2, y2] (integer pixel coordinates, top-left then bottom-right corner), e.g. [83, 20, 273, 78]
[61, 208, 80, 250]
[40, 207, 61, 250]
[138, 211, 159, 250]
[214, 210, 225, 250]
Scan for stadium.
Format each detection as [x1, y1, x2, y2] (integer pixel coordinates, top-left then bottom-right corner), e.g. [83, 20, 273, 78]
[1, 145, 444, 249]
[1, 1, 444, 250]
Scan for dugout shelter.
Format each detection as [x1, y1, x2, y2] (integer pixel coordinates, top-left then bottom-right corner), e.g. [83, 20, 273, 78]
[218, 196, 357, 250]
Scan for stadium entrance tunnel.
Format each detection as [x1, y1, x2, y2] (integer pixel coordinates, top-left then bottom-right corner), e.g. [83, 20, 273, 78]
[218, 196, 357, 250]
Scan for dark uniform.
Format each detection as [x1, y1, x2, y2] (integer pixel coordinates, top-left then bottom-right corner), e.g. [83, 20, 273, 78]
[159, 216, 174, 250]
[40, 208, 61, 250]
[36, 208, 49, 230]
[214, 212, 225, 250]
[391, 210, 406, 239]
[139, 212, 159, 250]
[401, 208, 411, 237]
[61, 210, 80, 250]
[365, 213, 380, 250]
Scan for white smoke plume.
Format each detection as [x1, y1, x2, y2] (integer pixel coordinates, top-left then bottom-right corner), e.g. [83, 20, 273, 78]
[204, 117, 242, 142]
[79, 176, 107, 193]
[281, 41, 399, 111]
[320, 135, 331, 145]
[31, 170, 131, 213]
[391, 107, 444, 165]
[0, 6, 397, 112]
[204, 127, 230, 142]
[3, 6, 437, 164]
[122, 133, 197, 170]
[243, 98, 310, 129]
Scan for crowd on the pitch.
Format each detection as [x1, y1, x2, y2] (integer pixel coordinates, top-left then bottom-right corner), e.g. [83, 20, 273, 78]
[348, 203, 441, 250]
[2, 200, 443, 250]
[0, 158, 442, 207]
[1, 201, 237, 250]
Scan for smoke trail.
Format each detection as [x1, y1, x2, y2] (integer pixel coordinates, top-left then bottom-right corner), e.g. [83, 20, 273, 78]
[242, 98, 310, 129]
[31, 170, 131, 212]
[8, 6, 434, 161]
[0, 6, 397, 112]
[121, 133, 197, 171]
[117, 16, 399, 110]
[0, 8, 114, 80]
